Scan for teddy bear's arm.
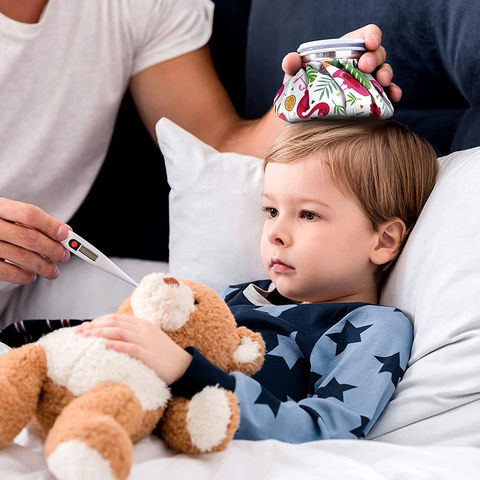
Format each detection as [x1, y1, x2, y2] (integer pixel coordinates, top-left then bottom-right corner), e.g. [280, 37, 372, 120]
[161, 387, 240, 454]
[0, 343, 47, 444]
[229, 326, 265, 376]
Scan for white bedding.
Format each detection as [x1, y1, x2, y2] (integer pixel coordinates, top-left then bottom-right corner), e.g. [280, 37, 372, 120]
[2, 423, 479, 480]
[1, 167, 480, 478]
[2, 258, 479, 479]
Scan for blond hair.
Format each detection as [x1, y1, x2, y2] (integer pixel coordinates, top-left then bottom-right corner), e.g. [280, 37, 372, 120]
[264, 118, 438, 283]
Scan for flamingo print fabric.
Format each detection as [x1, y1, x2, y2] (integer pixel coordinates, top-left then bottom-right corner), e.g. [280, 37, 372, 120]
[273, 59, 393, 122]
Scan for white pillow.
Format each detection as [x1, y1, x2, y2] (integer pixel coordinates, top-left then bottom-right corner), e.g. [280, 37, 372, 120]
[369, 146, 480, 446]
[157, 118, 480, 447]
[156, 118, 265, 292]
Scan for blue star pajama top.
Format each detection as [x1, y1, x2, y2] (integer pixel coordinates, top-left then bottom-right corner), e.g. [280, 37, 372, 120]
[170, 280, 413, 443]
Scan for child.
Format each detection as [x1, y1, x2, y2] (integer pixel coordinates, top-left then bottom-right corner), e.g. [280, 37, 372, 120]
[78, 118, 438, 442]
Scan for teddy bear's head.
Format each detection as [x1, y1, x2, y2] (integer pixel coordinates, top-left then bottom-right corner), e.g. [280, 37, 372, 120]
[117, 273, 264, 376]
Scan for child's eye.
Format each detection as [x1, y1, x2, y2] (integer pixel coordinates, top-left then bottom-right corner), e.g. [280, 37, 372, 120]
[301, 210, 319, 221]
[262, 207, 278, 218]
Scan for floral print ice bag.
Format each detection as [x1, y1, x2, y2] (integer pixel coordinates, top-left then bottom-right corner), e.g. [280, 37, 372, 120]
[274, 58, 394, 122]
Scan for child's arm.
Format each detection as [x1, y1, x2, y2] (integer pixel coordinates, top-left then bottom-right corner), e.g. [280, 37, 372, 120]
[75, 314, 193, 386]
[171, 306, 413, 442]
[78, 305, 412, 442]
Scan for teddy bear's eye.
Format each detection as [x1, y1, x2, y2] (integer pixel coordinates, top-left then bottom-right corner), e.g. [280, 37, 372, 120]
[194, 299, 199, 306]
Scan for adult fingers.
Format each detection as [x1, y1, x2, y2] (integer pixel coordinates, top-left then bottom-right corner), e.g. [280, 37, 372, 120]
[386, 82, 403, 103]
[281, 52, 303, 82]
[342, 23, 382, 52]
[0, 259, 37, 285]
[375, 63, 393, 86]
[357, 45, 387, 73]
[342, 24, 385, 72]
[0, 218, 69, 264]
[0, 198, 69, 242]
[0, 241, 61, 281]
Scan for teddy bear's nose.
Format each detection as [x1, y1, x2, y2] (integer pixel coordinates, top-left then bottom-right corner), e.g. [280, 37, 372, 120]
[164, 277, 180, 287]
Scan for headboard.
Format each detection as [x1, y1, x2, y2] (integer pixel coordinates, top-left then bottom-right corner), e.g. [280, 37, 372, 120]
[70, 0, 479, 261]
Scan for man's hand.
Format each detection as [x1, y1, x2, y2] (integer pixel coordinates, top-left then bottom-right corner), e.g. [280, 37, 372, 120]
[281, 24, 402, 102]
[130, 24, 401, 159]
[76, 314, 193, 385]
[0, 198, 70, 284]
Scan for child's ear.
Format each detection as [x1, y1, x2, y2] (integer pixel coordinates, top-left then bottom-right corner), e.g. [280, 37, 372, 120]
[370, 218, 407, 266]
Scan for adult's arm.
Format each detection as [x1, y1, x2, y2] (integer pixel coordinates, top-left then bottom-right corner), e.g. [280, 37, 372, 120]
[130, 25, 401, 159]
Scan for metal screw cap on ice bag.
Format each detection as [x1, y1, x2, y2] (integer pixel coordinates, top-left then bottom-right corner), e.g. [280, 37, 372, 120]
[297, 38, 366, 62]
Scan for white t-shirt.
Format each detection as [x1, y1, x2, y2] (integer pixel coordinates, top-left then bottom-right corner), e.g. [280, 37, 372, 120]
[0, 0, 213, 222]
[0, 0, 213, 316]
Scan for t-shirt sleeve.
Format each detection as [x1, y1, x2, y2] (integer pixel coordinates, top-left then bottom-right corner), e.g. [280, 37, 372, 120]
[127, 0, 214, 75]
[170, 305, 413, 443]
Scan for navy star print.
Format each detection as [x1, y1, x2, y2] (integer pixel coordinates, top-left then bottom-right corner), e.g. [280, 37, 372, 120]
[315, 377, 357, 401]
[375, 353, 405, 386]
[176, 281, 413, 443]
[326, 321, 372, 355]
[350, 416, 370, 439]
[254, 386, 281, 417]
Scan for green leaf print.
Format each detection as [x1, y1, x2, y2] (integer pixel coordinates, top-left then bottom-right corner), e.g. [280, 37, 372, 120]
[313, 75, 336, 100]
[333, 103, 346, 115]
[347, 92, 360, 105]
[305, 64, 318, 83]
[331, 59, 372, 90]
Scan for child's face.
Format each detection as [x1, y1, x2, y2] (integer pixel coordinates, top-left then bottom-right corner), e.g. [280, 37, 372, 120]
[261, 156, 378, 303]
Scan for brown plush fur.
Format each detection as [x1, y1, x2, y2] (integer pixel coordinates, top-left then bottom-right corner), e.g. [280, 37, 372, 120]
[0, 274, 265, 479]
[0, 344, 47, 444]
[116, 276, 265, 454]
[44, 383, 151, 480]
[117, 279, 265, 376]
[35, 378, 75, 437]
[160, 391, 240, 454]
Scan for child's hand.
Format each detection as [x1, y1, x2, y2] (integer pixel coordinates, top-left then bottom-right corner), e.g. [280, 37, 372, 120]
[76, 315, 192, 385]
[281, 24, 402, 102]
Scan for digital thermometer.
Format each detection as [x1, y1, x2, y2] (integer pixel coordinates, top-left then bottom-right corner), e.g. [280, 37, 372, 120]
[61, 231, 138, 287]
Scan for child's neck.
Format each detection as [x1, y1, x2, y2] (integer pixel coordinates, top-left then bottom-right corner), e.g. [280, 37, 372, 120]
[302, 285, 379, 305]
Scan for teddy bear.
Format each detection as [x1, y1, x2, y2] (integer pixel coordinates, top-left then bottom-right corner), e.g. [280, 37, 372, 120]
[0, 272, 265, 480]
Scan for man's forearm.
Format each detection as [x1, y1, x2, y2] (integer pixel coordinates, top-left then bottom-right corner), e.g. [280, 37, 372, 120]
[215, 108, 285, 158]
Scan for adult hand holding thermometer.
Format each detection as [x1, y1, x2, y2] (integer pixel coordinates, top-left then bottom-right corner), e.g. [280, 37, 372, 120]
[61, 230, 138, 287]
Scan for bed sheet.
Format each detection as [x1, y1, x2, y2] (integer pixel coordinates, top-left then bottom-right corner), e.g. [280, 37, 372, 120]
[2, 424, 479, 480]
[1, 259, 479, 479]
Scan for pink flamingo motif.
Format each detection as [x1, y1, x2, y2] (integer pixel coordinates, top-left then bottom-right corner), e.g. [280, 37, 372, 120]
[273, 84, 285, 105]
[370, 78, 384, 95]
[332, 70, 369, 97]
[370, 103, 381, 117]
[297, 90, 330, 119]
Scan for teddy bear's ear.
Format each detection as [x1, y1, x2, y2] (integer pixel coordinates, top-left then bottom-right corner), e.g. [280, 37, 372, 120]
[130, 272, 195, 331]
[229, 326, 265, 376]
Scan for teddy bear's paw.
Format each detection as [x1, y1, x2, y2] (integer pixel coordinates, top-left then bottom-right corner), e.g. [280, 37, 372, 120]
[47, 440, 121, 480]
[186, 386, 239, 453]
[45, 411, 133, 480]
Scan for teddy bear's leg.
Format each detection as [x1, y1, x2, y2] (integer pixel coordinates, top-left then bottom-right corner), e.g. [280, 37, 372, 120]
[45, 382, 161, 480]
[0, 344, 47, 445]
[161, 386, 240, 454]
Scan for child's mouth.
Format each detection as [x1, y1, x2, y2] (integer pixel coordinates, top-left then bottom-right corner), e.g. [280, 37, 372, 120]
[271, 258, 294, 273]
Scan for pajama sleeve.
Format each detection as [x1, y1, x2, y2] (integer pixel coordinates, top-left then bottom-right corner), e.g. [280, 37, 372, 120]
[170, 305, 413, 442]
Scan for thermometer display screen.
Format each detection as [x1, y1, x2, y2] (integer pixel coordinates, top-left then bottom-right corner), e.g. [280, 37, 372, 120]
[78, 245, 98, 262]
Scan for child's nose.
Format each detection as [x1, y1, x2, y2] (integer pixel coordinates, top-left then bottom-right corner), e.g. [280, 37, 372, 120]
[268, 222, 291, 246]
[274, 235, 285, 246]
